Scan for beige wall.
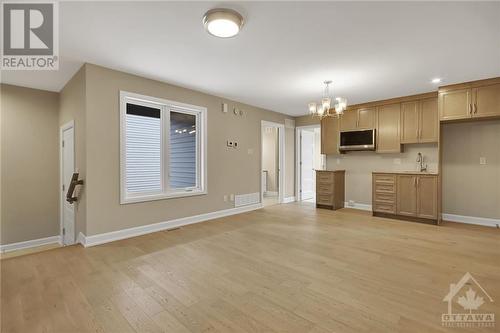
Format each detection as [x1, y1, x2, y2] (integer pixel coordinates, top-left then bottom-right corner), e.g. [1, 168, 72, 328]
[1, 84, 59, 244]
[59, 67, 87, 237]
[84, 64, 295, 235]
[326, 144, 439, 206]
[262, 127, 278, 192]
[442, 120, 500, 219]
[295, 115, 320, 127]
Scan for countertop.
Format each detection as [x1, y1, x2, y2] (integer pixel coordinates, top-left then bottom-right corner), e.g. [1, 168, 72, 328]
[372, 171, 439, 175]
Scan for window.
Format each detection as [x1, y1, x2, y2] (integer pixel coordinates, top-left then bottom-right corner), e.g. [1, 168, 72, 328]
[120, 91, 207, 204]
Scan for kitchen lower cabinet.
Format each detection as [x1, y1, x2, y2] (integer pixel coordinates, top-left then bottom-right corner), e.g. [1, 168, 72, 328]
[372, 172, 438, 223]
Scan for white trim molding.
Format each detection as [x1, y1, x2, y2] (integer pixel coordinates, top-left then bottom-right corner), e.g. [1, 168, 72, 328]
[442, 214, 500, 228]
[79, 203, 263, 247]
[283, 196, 296, 203]
[0, 235, 61, 253]
[344, 201, 372, 211]
[261, 120, 285, 205]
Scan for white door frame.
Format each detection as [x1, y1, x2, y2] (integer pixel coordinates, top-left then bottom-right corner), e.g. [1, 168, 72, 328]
[295, 124, 325, 201]
[60, 120, 75, 245]
[261, 120, 285, 204]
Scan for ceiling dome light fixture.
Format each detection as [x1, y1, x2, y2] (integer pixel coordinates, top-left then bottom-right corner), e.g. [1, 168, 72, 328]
[203, 8, 244, 38]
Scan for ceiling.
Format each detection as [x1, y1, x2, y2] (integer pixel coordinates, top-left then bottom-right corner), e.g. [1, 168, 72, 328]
[2, 1, 500, 116]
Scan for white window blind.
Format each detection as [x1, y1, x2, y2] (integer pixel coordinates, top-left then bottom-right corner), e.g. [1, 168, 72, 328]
[120, 91, 207, 204]
[125, 103, 162, 194]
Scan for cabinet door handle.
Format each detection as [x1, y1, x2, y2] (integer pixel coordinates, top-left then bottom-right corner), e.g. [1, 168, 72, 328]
[414, 177, 417, 187]
[473, 103, 477, 114]
[416, 177, 419, 187]
[468, 104, 472, 115]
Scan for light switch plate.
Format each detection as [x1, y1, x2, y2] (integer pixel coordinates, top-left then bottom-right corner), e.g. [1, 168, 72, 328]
[222, 103, 228, 113]
[480, 157, 487, 165]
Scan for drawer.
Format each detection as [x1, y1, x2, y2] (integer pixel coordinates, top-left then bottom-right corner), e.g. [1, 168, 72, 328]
[374, 183, 395, 194]
[374, 193, 395, 204]
[317, 184, 333, 194]
[373, 203, 396, 214]
[374, 174, 396, 184]
[317, 195, 333, 205]
[317, 173, 333, 184]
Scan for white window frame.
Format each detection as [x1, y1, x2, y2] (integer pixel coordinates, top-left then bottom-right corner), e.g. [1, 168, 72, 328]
[120, 91, 207, 204]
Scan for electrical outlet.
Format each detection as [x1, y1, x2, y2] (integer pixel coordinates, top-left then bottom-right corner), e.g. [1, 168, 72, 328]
[230, 194, 235, 202]
[247, 148, 253, 155]
[222, 103, 228, 113]
[348, 200, 355, 207]
[393, 158, 401, 165]
[336, 158, 340, 165]
[480, 157, 487, 165]
[223, 195, 228, 202]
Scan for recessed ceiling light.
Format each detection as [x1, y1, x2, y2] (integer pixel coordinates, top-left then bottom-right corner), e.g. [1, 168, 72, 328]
[431, 78, 442, 84]
[203, 8, 244, 38]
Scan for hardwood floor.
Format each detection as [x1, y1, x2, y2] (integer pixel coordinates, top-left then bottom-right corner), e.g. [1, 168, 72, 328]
[2, 203, 499, 332]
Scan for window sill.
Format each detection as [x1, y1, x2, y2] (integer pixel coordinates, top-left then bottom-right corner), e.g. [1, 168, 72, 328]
[120, 189, 207, 205]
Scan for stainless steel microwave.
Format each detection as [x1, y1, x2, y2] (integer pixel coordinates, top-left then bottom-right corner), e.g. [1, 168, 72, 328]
[339, 129, 376, 151]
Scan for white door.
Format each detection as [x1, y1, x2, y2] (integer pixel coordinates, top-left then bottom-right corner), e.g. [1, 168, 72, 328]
[62, 126, 75, 245]
[300, 130, 315, 200]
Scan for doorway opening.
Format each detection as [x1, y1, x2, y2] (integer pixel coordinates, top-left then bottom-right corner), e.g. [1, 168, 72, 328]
[261, 121, 284, 207]
[296, 125, 325, 203]
[60, 121, 76, 245]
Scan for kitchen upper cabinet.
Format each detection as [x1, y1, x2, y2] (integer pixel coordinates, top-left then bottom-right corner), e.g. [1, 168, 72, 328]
[396, 175, 417, 217]
[340, 110, 358, 131]
[357, 108, 376, 129]
[419, 98, 438, 143]
[400, 101, 419, 144]
[340, 107, 376, 131]
[321, 116, 339, 155]
[417, 176, 438, 219]
[376, 103, 401, 153]
[439, 88, 471, 121]
[472, 83, 500, 118]
[401, 98, 438, 144]
[439, 78, 500, 121]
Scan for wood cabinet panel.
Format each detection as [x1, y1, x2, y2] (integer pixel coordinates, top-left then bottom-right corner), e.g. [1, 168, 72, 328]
[377, 104, 401, 153]
[417, 176, 438, 219]
[340, 110, 357, 131]
[321, 117, 339, 155]
[316, 171, 345, 210]
[439, 88, 471, 121]
[473, 83, 500, 118]
[401, 101, 419, 144]
[396, 175, 417, 217]
[358, 108, 376, 129]
[419, 98, 438, 143]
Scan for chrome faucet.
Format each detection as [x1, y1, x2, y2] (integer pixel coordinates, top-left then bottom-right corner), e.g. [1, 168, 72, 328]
[416, 152, 427, 172]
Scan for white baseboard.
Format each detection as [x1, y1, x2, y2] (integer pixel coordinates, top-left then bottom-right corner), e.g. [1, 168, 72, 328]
[0, 235, 61, 253]
[283, 196, 296, 203]
[442, 214, 500, 228]
[264, 191, 278, 196]
[344, 202, 372, 211]
[77, 232, 86, 246]
[80, 203, 263, 247]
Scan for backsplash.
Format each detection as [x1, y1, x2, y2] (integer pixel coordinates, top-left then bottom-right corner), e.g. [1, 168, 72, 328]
[325, 144, 438, 206]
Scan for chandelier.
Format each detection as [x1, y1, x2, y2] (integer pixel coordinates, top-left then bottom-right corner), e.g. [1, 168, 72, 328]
[308, 80, 347, 118]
